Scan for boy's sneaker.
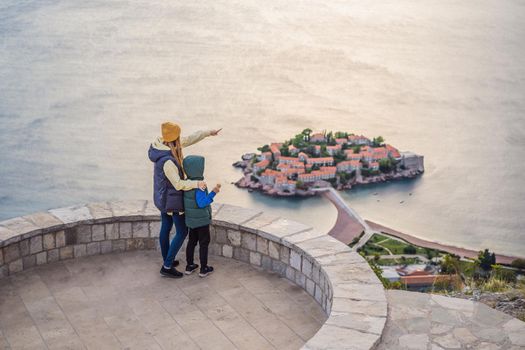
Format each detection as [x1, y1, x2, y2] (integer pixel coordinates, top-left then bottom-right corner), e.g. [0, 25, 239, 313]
[185, 264, 199, 275]
[199, 266, 214, 278]
[160, 266, 183, 278]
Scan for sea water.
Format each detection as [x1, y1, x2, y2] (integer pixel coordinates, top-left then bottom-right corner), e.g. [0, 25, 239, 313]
[0, 0, 524, 256]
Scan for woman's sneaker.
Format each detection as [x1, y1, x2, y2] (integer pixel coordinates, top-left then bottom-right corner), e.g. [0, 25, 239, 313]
[160, 266, 183, 278]
[199, 266, 214, 278]
[185, 264, 199, 275]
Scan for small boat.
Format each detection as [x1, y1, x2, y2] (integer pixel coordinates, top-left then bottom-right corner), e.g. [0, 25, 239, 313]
[400, 200, 405, 204]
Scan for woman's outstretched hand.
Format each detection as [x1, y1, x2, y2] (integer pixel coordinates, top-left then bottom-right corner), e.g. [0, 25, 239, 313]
[210, 128, 222, 136]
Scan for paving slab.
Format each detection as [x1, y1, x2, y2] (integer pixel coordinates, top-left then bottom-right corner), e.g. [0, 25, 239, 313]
[376, 290, 525, 350]
[0, 250, 325, 349]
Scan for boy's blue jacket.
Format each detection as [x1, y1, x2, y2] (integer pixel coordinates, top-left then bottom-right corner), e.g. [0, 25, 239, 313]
[183, 155, 214, 229]
[196, 189, 216, 208]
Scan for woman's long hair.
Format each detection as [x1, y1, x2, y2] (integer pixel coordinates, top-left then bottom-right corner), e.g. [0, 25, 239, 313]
[167, 139, 185, 178]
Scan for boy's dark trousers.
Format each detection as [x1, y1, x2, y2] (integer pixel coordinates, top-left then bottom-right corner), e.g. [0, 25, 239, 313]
[186, 225, 210, 268]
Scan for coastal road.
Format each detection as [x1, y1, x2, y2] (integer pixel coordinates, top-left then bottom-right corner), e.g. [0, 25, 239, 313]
[315, 187, 522, 264]
[312, 187, 377, 251]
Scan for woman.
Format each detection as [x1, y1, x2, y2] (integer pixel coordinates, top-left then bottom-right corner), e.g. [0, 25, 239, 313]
[148, 122, 221, 278]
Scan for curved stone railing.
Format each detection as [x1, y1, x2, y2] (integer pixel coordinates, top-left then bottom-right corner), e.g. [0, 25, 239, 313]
[0, 201, 387, 350]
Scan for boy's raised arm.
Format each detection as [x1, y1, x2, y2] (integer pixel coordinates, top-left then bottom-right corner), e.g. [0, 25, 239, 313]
[195, 189, 216, 208]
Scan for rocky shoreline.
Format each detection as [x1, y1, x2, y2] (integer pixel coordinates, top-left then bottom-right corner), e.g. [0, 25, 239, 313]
[233, 172, 316, 197]
[233, 159, 422, 197]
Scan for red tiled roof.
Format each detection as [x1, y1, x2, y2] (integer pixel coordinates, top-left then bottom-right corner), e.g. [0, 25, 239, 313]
[385, 144, 401, 158]
[307, 157, 334, 163]
[254, 159, 270, 168]
[400, 275, 454, 286]
[279, 156, 298, 161]
[261, 169, 280, 177]
[320, 166, 337, 173]
[337, 160, 361, 167]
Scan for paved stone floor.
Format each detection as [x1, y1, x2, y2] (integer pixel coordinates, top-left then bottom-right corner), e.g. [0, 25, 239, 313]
[0, 251, 326, 350]
[377, 290, 525, 350]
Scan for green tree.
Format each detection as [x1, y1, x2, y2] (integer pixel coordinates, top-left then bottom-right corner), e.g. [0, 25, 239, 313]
[511, 258, 525, 270]
[335, 131, 348, 138]
[379, 158, 393, 173]
[352, 145, 361, 154]
[403, 245, 417, 254]
[292, 134, 306, 148]
[425, 248, 435, 261]
[334, 152, 346, 163]
[280, 146, 290, 157]
[440, 254, 461, 275]
[477, 249, 496, 272]
[372, 136, 385, 147]
[338, 172, 350, 185]
[326, 131, 335, 145]
[296, 180, 306, 190]
[321, 145, 329, 157]
[258, 144, 270, 153]
[302, 128, 313, 142]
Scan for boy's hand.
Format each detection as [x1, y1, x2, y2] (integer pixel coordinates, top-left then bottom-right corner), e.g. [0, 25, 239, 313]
[213, 184, 222, 193]
[198, 181, 207, 190]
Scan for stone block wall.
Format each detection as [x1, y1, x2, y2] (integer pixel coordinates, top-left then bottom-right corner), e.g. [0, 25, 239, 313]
[0, 201, 387, 350]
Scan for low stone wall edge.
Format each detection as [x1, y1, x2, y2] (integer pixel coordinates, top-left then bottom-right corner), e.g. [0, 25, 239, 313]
[0, 201, 387, 350]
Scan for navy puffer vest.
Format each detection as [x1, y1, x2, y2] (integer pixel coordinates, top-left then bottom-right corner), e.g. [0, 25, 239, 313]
[148, 144, 184, 213]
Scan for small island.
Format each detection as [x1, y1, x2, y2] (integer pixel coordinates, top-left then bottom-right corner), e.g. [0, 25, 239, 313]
[233, 129, 424, 196]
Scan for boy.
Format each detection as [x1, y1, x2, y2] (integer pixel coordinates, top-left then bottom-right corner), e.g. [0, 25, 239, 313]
[182, 155, 220, 277]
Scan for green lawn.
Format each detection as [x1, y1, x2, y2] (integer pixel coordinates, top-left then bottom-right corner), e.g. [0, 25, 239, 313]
[361, 244, 389, 256]
[375, 257, 421, 266]
[362, 233, 442, 258]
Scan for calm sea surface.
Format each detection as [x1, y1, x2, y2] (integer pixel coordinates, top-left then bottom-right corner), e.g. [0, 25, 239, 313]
[1, 1, 524, 256]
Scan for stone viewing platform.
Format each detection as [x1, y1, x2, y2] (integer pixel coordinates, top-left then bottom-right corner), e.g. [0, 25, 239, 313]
[1, 201, 524, 349]
[0, 252, 324, 349]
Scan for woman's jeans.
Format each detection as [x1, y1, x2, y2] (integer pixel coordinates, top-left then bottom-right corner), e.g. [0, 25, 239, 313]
[159, 212, 188, 268]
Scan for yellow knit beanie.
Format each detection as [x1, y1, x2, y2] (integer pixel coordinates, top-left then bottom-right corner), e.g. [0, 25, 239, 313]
[161, 122, 181, 142]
